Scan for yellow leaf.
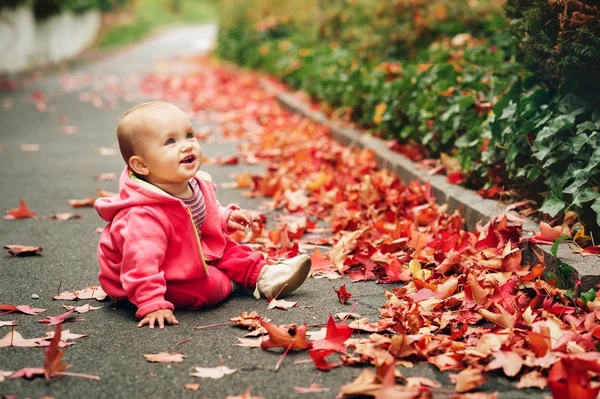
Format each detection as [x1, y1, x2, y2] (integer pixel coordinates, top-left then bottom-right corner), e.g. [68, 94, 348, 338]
[409, 259, 431, 280]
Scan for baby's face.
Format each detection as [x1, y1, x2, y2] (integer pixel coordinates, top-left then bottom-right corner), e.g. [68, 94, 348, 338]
[135, 106, 202, 186]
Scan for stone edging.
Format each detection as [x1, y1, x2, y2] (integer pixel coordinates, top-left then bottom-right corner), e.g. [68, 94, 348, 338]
[261, 80, 600, 291]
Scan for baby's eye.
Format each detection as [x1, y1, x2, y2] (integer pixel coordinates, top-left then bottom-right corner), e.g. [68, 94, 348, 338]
[165, 138, 176, 145]
[186, 132, 194, 139]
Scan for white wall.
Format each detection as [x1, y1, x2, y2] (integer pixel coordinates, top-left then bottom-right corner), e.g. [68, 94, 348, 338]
[0, 6, 101, 73]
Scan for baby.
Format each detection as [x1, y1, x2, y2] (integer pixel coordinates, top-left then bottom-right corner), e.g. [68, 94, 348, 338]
[95, 101, 311, 329]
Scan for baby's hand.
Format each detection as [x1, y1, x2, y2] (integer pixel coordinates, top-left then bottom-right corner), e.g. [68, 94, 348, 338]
[227, 209, 253, 231]
[137, 309, 179, 329]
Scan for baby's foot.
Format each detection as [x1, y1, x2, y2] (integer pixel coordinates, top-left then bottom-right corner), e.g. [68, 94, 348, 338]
[254, 254, 312, 299]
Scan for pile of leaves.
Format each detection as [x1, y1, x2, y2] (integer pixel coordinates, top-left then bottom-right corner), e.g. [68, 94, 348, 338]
[214, 0, 600, 237]
[138, 58, 600, 398]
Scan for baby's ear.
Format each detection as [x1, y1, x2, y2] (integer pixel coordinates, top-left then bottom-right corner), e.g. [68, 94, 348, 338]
[129, 156, 149, 176]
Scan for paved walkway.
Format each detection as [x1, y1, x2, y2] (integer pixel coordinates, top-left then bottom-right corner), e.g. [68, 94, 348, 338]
[0, 25, 544, 398]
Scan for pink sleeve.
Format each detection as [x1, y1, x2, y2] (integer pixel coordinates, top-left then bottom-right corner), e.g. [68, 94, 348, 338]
[119, 208, 174, 319]
[208, 180, 240, 234]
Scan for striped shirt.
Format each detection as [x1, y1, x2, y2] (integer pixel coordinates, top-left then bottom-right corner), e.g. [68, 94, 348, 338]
[179, 178, 206, 232]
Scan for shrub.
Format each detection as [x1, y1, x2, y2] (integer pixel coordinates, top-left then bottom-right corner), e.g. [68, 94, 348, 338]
[505, 0, 600, 101]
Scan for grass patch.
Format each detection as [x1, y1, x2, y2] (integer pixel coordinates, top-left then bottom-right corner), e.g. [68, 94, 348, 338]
[98, 0, 218, 48]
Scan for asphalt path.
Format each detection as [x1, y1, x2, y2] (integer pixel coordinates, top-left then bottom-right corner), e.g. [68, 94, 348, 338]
[0, 25, 546, 399]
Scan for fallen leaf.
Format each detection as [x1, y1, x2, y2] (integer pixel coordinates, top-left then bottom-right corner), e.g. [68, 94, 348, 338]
[50, 213, 81, 221]
[3, 245, 43, 256]
[267, 298, 297, 310]
[0, 329, 43, 347]
[37, 309, 79, 326]
[260, 321, 313, 351]
[516, 370, 547, 390]
[487, 351, 523, 377]
[63, 304, 102, 314]
[334, 284, 353, 304]
[294, 383, 330, 394]
[0, 321, 17, 327]
[60, 126, 77, 134]
[190, 365, 238, 379]
[311, 315, 353, 353]
[233, 337, 265, 348]
[454, 367, 487, 393]
[309, 349, 342, 371]
[184, 383, 200, 391]
[0, 304, 46, 315]
[21, 143, 40, 151]
[43, 325, 69, 380]
[3, 200, 37, 219]
[68, 197, 96, 207]
[144, 353, 185, 363]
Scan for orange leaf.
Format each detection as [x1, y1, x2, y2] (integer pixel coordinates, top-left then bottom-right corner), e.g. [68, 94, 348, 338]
[3, 199, 37, 220]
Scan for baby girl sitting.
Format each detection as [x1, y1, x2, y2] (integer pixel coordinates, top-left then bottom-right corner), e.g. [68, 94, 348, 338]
[95, 101, 311, 329]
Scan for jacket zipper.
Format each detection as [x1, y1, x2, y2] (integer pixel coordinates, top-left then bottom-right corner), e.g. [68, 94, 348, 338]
[186, 207, 209, 276]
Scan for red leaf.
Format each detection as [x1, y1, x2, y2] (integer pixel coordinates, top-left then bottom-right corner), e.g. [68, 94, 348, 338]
[259, 321, 312, 351]
[43, 325, 70, 380]
[311, 315, 353, 353]
[3, 200, 37, 220]
[333, 284, 353, 304]
[37, 309, 79, 326]
[0, 304, 46, 315]
[548, 353, 600, 399]
[309, 349, 341, 371]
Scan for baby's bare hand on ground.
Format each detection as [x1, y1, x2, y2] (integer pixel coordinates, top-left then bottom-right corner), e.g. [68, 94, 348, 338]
[137, 309, 179, 329]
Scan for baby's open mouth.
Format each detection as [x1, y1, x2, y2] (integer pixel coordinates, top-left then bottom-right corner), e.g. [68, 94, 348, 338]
[181, 155, 196, 164]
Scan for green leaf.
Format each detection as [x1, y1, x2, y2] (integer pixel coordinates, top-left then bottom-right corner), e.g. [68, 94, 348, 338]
[572, 133, 589, 152]
[591, 198, 600, 227]
[557, 93, 587, 116]
[551, 235, 570, 258]
[573, 188, 600, 207]
[580, 289, 597, 306]
[498, 102, 517, 120]
[592, 107, 600, 124]
[557, 263, 575, 289]
[539, 190, 566, 217]
[535, 114, 575, 142]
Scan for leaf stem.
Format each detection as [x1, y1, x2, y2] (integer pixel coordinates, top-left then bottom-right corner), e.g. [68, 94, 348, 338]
[274, 342, 294, 372]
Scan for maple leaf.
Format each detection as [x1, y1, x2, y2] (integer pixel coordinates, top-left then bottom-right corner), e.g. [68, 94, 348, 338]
[309, 349, 342, 371]
[43, 325, 70, 380]
[309, 248, 336, 277]
[228, 311, 268, 330]
[233, 337, 265, 348]
[3, 245, 43, 256]
[260, 320, 313, 351]
[339, 369, 381, 396]
[311, 315, 353, 353]
[63, 304, 102, 314]
[528, 222, 563, 245]
[334, 284, 353, 304]
[453, 367, 487, 393]
[267, 298, 297, 310]
[486, 351, 523, 377]
[0, 320, 16, 327]
[294, 383, 330, 394]
[190, 364, 237, 379]
[144, 353, 185, 363]
[225, 387, 266, 399]
[547, 353, 600, 399]
[0, 329, 43, 347]
[516, 371, 547, 390]
[54, 285, 107, 301]
[477, 303, 516, 329]
[68, 197, 96, 207]
[327, 228, 367, 274]
[0, 304, 46, 315]
[50, 213, 81, 221]
[37, 308, 79, 326]
[3, 199, 37, 219]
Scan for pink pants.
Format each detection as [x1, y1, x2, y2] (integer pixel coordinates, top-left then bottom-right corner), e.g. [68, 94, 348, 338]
[164, 238, 266, 309]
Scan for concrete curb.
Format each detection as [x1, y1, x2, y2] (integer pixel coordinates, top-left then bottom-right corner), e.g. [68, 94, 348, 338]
[262, 81, 600, 291]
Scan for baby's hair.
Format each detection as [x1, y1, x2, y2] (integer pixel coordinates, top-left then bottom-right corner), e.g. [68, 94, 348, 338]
[116, 101, 171, 167]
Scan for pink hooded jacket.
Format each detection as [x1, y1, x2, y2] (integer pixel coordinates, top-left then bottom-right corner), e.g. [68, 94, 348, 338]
[95, 168, 239, 318]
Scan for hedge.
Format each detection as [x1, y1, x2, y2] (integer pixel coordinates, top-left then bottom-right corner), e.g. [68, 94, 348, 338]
[215, 0, 600, 236]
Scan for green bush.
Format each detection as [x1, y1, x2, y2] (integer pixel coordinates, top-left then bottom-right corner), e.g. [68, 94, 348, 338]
[216, 0, 600, 235]
[505, 0, 600, 101]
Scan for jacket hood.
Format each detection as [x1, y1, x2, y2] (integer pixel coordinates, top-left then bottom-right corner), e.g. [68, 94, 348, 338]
[95, 167, 183, 222]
